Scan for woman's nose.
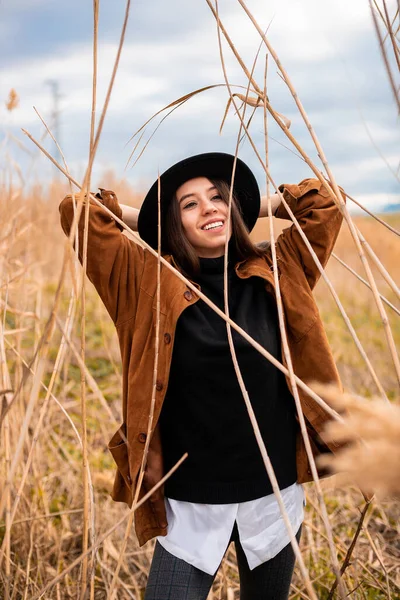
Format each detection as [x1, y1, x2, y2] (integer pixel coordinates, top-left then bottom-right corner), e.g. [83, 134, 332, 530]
[202, 199, 217, 214]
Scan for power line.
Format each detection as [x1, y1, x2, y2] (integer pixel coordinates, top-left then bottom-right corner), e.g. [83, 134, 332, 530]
[45, 79, 62, 176]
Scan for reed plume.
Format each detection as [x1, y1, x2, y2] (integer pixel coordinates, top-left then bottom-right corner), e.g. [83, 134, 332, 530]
[315, 384, 400, 498]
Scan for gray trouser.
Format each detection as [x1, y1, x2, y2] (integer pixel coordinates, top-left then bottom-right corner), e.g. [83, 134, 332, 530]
[144, 524, 301, 600]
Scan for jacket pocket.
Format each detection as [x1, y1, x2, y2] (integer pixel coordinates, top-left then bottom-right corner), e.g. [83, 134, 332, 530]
[143, 425, 168, 529]
[108, 425, 132, 488]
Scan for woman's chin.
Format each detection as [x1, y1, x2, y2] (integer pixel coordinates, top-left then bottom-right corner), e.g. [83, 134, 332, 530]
[195, 234, 230, 255]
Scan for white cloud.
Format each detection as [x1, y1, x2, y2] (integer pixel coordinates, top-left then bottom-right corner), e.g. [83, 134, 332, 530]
[350, 192, 400, 212]
[331, 153, 399, 188]
[328, 120, 400, 150]
[0, 42, 168, 126]
[219, 0, 372, 65]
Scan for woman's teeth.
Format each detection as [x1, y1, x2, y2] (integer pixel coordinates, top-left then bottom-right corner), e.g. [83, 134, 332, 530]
[203, 221, 223, 231]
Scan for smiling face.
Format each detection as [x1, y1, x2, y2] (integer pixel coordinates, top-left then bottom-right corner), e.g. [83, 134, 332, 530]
[175, 177, 231, 258]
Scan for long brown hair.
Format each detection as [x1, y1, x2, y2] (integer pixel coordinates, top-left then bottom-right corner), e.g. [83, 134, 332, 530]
[165, 179, 264, 277]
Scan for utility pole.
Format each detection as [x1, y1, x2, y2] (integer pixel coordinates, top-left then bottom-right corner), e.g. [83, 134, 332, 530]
[45, 79, 62, 176]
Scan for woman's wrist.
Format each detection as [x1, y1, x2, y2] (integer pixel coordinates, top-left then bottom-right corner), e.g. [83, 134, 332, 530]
[120, 204, 139, 231]
[259, 193, 281, 218]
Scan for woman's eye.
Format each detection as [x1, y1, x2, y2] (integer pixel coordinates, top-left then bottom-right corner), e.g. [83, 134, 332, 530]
[211, 195, 222, 201]
[183, 201, 196, 209]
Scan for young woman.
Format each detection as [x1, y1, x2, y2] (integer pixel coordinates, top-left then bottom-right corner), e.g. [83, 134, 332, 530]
[60, 152, 343, 600]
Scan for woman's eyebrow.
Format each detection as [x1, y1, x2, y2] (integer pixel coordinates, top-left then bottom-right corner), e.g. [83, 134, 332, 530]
[178, 186, 217, 204]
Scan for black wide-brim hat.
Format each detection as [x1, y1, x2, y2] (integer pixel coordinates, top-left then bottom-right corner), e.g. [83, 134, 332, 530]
[138, 152, 260, 252]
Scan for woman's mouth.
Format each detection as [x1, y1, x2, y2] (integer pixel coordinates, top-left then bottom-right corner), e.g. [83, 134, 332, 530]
[201, 220, 225, 232]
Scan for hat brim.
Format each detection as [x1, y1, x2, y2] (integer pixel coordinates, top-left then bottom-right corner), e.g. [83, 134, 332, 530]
[137, 152, 260, 252]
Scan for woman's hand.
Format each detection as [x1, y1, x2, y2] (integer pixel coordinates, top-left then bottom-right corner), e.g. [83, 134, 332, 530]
[259, 193, 281, 218]
[94, 189, 139, 231]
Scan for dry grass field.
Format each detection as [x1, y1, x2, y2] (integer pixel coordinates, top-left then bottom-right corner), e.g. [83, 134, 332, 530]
[0, 178, 399, 599]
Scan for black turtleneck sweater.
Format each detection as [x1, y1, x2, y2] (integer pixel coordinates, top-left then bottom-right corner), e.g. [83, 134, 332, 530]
[159, 254, 298, 503]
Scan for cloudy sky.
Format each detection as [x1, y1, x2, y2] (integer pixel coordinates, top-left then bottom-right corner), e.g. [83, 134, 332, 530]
[1, 0, 399, 211]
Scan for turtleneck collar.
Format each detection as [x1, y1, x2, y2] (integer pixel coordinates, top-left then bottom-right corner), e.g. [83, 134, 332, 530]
[198, 243, 238, 275]
[198, 255, 227, 274]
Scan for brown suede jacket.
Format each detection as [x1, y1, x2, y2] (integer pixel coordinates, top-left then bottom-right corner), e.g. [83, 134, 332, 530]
[59, 178, 344, 546]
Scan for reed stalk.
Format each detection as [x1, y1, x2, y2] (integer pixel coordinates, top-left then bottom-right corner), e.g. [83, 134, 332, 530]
[130, 85, 399, 240]
[364, 527, 392, 599]
[0, 508, 83, 527]
[108, 174, 162, 599]
[78, 5, 100, 592]
[0, 292, 77, 567]
[55, 318, 119, 427]
[0, 333, 97, 579]
[358, 230, 400, 301]
[216, 6, 319, 595]
[236, 0, 400, 388]
[205, 0, 393, 397]
[262, 92, 348, 600]
[380, 1, 400, 68]
[3, 338, 84, 453]
[22, 521, 35, 600]
[219, 88, 390, 401]
[1, 366, 11, 600]
[211, 8, 396, 597]
[369, 0, 400, 113]
[210, 0, 396, 308]
[345, 193, 400, 238]
[326, 499, 371, 600]
[78, 130, 92, 600]
[332, 253, 400, 317]
[0, 223, 14, 600]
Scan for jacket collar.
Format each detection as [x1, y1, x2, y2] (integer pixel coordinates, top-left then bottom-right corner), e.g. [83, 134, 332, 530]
[164, 252, 276, 288]
[235, 255, 275, 286]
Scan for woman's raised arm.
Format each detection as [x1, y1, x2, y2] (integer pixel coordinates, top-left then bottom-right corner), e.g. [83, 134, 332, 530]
[59, 189, 144, 325]
[274, 179, 345, 290]
[120, 203, 140, 231]
[259, 193, 281, 218]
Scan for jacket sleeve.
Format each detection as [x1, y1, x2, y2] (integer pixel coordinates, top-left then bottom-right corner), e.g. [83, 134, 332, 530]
[275, 178, 345, 290]
[59, 190, 145, 325]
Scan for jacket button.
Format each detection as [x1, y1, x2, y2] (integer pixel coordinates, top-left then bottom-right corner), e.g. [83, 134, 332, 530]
[184, 290, 192, 301]
[138, 432, 147, 443]
[156, 380, 163, 391]
[164, 333, 171, 344]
